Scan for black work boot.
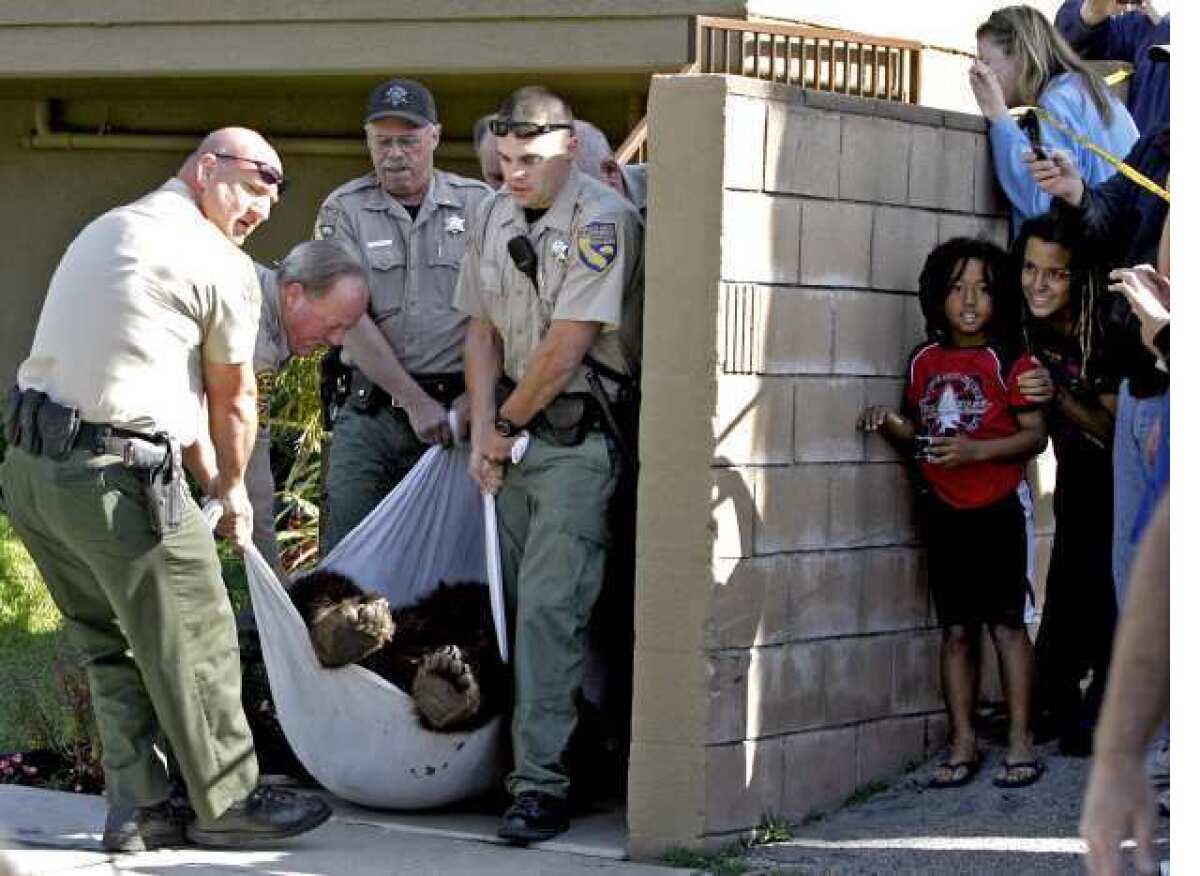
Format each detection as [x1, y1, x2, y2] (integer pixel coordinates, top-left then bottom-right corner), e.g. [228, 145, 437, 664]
[185, 786, 332, 848]
[102, 798, 190, 852]
[497, 791, 569, 844]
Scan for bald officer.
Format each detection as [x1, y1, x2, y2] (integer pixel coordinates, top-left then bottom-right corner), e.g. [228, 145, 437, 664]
[187, 240, 369, 574]
[455, 87, 643, 844]
[316, 78, 490, 553]
[1, 129, 331, 851]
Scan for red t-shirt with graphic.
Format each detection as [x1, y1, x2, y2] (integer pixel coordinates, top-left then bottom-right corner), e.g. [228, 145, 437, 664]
[903, 342, 1040, 509]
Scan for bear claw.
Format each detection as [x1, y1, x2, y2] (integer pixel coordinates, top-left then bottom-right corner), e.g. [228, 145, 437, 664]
[309, 596, 396, 667]
[412, 645, 482, 730]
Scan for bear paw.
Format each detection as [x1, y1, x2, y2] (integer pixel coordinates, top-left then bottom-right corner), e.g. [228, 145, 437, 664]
[412, 645, 482, 731]
[309, 596, 395, 668]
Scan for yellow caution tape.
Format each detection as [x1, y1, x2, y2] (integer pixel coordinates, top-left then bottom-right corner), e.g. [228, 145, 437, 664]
[1014, 105, 1170, 204]
[1104, 68, 1133, 86]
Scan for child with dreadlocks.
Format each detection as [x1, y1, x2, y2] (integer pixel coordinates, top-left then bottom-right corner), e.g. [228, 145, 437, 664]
[1012, 214, 1119, 757]
[858, 237, 1047, 789]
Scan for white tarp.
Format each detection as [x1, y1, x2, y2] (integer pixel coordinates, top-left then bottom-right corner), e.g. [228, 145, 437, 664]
[235, 444, 508, 809]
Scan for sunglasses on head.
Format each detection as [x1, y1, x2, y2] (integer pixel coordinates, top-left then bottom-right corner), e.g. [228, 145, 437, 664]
[213, 152, 289, 195]
[487, 119, 575, 139]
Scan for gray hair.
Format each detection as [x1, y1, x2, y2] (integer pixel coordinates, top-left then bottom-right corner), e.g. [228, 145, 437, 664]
[277, 240, 367, 297]
[473, 113, 497, 152]
[573, 120, 615, 178]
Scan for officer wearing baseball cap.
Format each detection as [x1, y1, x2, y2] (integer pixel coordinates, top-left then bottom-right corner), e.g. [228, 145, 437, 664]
[315, 79, 490, 553]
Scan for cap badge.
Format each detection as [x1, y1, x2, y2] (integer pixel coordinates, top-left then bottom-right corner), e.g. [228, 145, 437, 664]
[385, 84, 409, 107]
[445, 215, 466, 235]
[551, 239, 569, 262]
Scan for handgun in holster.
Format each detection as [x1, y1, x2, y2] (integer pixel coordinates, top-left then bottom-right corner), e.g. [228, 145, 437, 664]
[319, 347, 353, 431]
[138, 434, 183, 538]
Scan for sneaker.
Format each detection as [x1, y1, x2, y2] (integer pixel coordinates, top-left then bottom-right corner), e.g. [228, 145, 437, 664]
[185, 786, 332, 848]
[102, 799, 190, 852]
[497, 791, 569, 844]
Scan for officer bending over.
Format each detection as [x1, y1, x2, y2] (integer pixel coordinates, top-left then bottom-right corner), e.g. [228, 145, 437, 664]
[1, 128, 331, 851]
[189, 240, 369, 573]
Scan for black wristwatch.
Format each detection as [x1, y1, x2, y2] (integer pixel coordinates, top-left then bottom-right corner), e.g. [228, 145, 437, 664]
[495, 416, 518, 438]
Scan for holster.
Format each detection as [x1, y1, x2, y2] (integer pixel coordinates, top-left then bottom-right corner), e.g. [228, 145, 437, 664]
[137, 434, 183, 538]
[496, 376, 598, 448]
[319, 347, 353, 431]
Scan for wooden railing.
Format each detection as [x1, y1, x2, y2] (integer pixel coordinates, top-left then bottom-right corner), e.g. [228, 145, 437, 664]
[692, 16, 921, 104]
[615, 15, 923, 166]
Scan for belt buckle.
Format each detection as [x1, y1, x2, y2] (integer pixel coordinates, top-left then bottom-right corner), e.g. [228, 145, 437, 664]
[391, 396, 403, 409]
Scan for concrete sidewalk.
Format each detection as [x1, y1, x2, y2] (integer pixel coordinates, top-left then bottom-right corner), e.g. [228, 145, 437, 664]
[744, 741, 1170, 875]
[0, 786, 692, 875]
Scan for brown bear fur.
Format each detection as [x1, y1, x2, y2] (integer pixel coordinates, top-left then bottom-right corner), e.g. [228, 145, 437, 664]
[286, 569, 507, 732]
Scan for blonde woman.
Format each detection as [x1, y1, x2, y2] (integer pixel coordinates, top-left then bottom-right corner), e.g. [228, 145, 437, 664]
[970, 5, 1137, 233]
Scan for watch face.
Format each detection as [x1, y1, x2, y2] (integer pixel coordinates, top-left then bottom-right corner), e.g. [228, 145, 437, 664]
[495, 418, 514, 437]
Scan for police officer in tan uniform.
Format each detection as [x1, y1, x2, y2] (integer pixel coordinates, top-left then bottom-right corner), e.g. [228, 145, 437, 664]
[188, 240, 369, 574]
[316, 78, 490, 552]
[1, 129, 332, 851]
[455, 87, 643, 844]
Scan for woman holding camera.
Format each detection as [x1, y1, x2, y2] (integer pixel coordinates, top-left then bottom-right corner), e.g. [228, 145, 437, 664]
[1012, 214, 1119, 757]
[970, 5, 1137, 233]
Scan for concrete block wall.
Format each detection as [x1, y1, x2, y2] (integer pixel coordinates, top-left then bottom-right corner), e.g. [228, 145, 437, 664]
[629, 74, 1020, 856]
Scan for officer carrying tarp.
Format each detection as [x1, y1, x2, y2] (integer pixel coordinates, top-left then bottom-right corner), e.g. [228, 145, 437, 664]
[1, 128, 331, 852]
[454, 85, 644, 844]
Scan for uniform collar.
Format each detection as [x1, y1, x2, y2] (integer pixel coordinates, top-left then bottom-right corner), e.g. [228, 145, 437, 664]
[501, 166, 583, 235]
[364, 169, 463, 222]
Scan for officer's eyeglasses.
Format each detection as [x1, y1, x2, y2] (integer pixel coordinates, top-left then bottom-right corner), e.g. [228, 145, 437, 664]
[213, 152, 289, 195]
[367, 133, 426, 153]
[488, 119, 575, 139]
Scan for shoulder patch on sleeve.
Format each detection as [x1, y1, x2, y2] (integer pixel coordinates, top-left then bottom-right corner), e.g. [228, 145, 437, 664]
[577, 221, 618, 273]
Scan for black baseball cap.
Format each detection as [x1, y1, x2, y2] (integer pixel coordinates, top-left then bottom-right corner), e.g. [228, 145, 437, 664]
[365, 78, 438, 126]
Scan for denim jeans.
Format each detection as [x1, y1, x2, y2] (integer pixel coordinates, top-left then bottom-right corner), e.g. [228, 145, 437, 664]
[1111, 380, 1167, 608]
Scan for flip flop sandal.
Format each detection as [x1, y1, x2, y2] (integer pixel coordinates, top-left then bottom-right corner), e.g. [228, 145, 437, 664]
[993, 759, 1045, 788]
[929, 757, 980, 789]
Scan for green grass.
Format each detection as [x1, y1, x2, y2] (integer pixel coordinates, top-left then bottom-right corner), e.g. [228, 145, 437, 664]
[659, 845, 753, 875]
[0, 514, 70, 751]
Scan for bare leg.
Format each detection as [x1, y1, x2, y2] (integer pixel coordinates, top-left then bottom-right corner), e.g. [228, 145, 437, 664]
[940, 624, 981, 764]
[990, 622, 1036, 766]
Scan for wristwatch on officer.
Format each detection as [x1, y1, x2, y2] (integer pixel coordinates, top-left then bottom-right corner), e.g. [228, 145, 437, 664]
[495, 416, 519, 438]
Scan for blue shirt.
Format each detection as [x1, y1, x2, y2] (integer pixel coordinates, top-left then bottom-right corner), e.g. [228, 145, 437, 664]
[989, 71, 1138, 234]
[1056, 3, 1170, 135]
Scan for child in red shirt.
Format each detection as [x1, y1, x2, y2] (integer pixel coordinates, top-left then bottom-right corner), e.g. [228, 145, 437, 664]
[858, 238, 1047, 789]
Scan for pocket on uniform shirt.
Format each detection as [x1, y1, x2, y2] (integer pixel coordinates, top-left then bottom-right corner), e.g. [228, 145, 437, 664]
[428, 216, 468, 268]
[365, 246, 406, 316]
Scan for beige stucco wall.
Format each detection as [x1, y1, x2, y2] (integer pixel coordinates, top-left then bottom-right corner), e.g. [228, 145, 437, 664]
[627, 72, 1053, 855]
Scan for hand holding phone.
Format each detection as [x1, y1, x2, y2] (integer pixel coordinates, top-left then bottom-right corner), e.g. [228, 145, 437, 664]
[1018, 109, 1047, 160]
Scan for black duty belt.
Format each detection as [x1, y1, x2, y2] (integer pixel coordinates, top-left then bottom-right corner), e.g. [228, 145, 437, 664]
[76, 422, 172, 468]
[350, 369, 465, 411]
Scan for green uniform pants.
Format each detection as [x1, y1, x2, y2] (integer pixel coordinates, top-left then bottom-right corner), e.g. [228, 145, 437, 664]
[497, 432, 618, 799]
[0, 447, 258, 821]
[321, 401, 426, 555]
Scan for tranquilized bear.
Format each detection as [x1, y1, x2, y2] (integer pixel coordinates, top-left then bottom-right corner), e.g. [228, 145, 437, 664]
[287, 569, 506, 731]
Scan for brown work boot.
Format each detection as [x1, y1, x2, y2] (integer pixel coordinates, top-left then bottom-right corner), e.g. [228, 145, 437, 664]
[185, 786, 332, 848]
[101, 798, 190, 852]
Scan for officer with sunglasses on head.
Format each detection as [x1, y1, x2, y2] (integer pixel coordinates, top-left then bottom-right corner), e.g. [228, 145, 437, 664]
[455, 86, 644, 845]
[314, 78, 491, 554]
[2, 127, 333, 851]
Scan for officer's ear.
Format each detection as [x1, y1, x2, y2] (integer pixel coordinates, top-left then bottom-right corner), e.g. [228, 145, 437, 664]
[194, 152, 219, 190]
[565, 132, 579, 159]
[428, 123, 442, 152]
[281, 280, 307, 313]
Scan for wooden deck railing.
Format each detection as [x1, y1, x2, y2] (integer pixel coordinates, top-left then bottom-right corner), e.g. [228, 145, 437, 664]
[615, 15, 923, 166]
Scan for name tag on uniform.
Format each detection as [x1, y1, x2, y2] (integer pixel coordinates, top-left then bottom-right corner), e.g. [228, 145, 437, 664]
[366, 239, 393, 248]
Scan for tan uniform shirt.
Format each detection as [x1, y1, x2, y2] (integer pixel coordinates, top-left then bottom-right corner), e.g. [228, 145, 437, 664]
[18, 178, 260, 446]
[316, 169, 490, 375]
[453, 167, 644, 394]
